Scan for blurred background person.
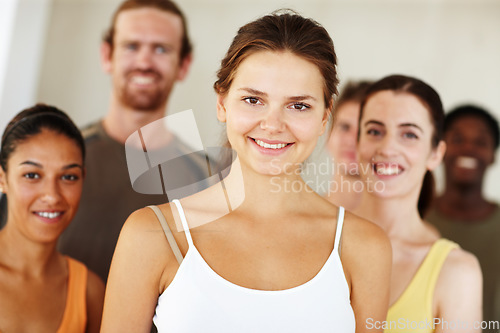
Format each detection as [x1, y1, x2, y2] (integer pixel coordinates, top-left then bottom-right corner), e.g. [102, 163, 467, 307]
[325, 80, 372, 211]
[354, 75, 482, 332]
[58, 0, 210, 284]
[428, 104, 500, 327]
[0, 104, 104, 332]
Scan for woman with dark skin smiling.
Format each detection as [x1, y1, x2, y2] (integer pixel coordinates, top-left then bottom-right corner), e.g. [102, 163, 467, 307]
[354, 75, 482, 332]
[0, 105, 104, 333]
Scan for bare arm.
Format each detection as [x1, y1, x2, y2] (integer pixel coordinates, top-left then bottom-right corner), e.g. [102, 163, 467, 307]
[100, 208, 176, 333]
[434, 249, 483, 333]
[343, 214, 392, 333]
[85, 270, 105, 333]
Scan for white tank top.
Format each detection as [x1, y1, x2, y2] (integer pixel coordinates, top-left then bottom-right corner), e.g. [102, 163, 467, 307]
[153, 200, 355, 332]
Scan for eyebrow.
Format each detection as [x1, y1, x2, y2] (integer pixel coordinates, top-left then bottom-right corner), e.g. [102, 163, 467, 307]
[237, 87, 317, 101]
[20, 161, 42, 168]
[64, 163, 84, 171]
[19, 161, 84, 171]
[238, 88, 267, 97]
[400, 123, 424, 133]
[364, 120, 384, 127]
[363, 120, 424, 132]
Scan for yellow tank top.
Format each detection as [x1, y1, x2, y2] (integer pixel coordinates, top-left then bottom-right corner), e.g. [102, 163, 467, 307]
[385, 239, 458, 333]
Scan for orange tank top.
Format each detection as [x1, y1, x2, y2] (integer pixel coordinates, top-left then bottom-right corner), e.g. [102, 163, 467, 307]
[56, 256, 88, 333]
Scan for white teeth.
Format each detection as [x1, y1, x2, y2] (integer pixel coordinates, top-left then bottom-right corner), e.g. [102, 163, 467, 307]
[131, 76, 154, 85]
[456, 156, 478, 169]
[36, 212, 61, 219]
[255, 139, 288, 149]
[376, 165, 401, 176]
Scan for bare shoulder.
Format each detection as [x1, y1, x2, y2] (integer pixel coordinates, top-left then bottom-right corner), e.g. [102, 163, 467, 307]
[343, 211, 391, 255]
[123, 205, 169, 231]
[438, 245, 482, 287]
[121, 204, 182, 245]
[433, 244, 482, 322]
[340, 212, 392, 288]
[340, 212, 392, 326]
[112, 204, 183, 280]
[102, 204, 183, 331]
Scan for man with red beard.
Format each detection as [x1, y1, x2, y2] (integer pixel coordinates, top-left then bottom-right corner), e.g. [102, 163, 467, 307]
[428, 105, 500, 328]
[59, 0, 209, 286]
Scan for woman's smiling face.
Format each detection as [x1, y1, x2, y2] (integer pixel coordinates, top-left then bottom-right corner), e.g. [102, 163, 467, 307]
[358, 90, 443, 199]
[0, 129, 84, 243]
[216, 50, 329, 176]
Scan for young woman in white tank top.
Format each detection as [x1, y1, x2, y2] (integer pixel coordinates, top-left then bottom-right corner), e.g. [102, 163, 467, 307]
[101, 11, 392, 333]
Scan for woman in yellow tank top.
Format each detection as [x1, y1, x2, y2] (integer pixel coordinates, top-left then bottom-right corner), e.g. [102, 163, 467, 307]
[353, 75, 483, 333]
[0, 105, 105, 332]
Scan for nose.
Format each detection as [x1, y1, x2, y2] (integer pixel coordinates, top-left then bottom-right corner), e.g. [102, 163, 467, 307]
[260, 106, 285, 133]
[376, 133, 399, 157]
[41, 179, 62, 205]
[135, 47, 155, 70]
[345, 128, 358, 148]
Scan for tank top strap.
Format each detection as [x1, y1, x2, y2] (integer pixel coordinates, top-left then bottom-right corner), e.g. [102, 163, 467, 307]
[147, 205, 183, 264]
[334, 206, 345, 254]
[56, 257, 87, 333]
[421, 239, 459, 295]
[172, 199, 194, 247]
[386, 238, 459, 329]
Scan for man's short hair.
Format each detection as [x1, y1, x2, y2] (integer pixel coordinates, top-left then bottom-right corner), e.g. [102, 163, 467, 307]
[103, 0, 192, 61]
[444, 104, 500, 149]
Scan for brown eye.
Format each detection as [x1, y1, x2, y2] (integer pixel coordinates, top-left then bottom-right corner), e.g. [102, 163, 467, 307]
[289, 103, 310, 111]
[475, 138, 489, 148]
[367, 128, 381, 136]
[62, 174, 79, 181]
[243, 97, 261, 105]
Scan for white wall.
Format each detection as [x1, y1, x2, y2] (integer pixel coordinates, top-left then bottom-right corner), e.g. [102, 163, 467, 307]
[0, 0, 51, 136]
[19, 0, 500, 200]
[0, 0, 17, 130]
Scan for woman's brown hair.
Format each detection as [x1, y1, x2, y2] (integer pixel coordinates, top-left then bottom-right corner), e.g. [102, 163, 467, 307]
[214, 10, 338, 110]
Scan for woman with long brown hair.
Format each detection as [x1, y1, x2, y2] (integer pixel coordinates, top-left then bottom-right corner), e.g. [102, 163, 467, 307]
[102, 11, 391, 333]
[354, 75, 482, 332]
